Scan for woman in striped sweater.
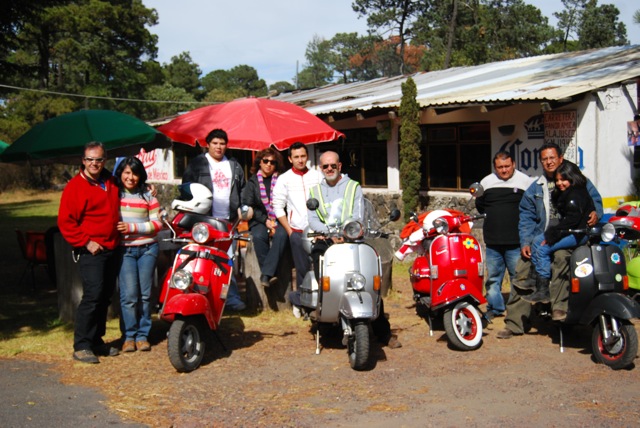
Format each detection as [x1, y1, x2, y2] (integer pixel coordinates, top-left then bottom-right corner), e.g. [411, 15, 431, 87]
[115, 157, 162, 353]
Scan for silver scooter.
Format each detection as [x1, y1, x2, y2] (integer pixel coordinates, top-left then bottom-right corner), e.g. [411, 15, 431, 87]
[298, 197, 400, 370]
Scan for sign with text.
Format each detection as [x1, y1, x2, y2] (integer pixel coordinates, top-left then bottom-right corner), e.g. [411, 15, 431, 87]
[136, 148, 173, 183]
[543, 110, 577, 162]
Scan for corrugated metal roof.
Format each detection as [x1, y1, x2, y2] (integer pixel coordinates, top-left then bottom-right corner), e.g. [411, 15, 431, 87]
[274, 45, 640, 115]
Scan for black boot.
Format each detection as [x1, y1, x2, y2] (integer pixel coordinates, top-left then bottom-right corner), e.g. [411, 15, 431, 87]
[522, 274, 550, 304]
[513, 265, 537, 292]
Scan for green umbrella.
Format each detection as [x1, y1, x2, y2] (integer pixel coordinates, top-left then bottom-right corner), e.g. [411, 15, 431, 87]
[0, 140, 8, 156]
[0, 110, 171, 164]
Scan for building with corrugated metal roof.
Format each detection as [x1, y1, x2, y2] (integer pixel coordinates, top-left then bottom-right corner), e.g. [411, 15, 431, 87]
[274, 45, 640, 212]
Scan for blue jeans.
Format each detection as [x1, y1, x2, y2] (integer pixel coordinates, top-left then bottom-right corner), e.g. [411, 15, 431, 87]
[225, 240, 246, 311]
[250, 222, 288, 277]
[484, 245, 520, 315]
[531, 233, 585, 279]
[289, 231, 311, 287]
[118, 243, 158, 342]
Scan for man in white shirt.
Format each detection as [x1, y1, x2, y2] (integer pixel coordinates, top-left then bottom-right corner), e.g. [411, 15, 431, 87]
[271, 142, 322, 291]
[182, 128, 246, 310]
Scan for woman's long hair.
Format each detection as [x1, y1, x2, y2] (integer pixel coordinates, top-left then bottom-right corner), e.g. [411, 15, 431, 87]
[115, 156, 149, 199]
[250, 147, 284, 175]
[555, 160, 587, 188]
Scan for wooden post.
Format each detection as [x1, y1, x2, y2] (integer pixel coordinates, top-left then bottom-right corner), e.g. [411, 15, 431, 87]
[53, 232, 83, 323]
[243, 240, 294, 312]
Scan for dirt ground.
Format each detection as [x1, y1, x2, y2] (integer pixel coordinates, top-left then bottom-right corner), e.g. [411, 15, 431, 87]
[23, 275, 640, 428]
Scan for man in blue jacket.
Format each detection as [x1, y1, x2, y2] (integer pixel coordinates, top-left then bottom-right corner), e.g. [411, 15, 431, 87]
[497, 143, 602, 338]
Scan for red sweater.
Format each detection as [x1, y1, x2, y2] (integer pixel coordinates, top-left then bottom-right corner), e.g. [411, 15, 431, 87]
[58, 169, 121, 250]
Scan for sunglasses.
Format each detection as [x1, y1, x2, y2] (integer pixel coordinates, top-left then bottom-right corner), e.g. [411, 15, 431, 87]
[83, 157, 105, 163]
[321, 163, 338, 170]
[262, 158, 277, 165]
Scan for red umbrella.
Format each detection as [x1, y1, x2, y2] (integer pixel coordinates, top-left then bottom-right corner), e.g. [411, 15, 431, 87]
[157, 97, 344, 151]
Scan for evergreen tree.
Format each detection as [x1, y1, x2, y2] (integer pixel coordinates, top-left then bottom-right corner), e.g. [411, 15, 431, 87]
[399, 77, 421, 221]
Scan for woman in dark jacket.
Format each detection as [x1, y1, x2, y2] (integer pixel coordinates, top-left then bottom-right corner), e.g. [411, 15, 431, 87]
[526, 160, 595, 303]
[241, 148, 288, 287]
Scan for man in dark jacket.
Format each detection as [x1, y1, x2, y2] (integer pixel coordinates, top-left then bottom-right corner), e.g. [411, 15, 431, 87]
[182, 128, 246, 310]
[476, 151, 534, 319]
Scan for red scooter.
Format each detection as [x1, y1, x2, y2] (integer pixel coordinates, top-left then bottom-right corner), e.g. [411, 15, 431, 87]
[396, 184, 487, 351]
[158, 183, 249, 372]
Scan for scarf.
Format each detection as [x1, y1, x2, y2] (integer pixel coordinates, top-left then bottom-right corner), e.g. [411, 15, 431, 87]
[257, 170, 278, 221]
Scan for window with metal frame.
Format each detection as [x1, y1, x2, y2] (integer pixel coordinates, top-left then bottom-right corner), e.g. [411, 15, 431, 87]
[317, 128, 388, 187]
[420, 123, 491, 191]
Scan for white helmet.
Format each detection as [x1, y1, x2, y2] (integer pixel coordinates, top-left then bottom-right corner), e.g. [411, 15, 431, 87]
[171, 183, 212, 214]
[422, 210, 452, 231]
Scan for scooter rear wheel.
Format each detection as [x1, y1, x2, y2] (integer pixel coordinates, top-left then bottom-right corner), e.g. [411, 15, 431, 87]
[443, 302, 483, 351]
[591, 318, 638, 370]
[348, 321, 370, 371]
[168, 318, 206, 373]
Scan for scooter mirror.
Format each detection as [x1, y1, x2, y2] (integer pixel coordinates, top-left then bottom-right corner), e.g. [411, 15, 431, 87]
[306, 198, 320, 210]
[410, 212, 419, 223]
[238, 205, 254, 221]
[469, 182, 484, 198]
[389, 209, 401, 222]
[159, 207, 168, 221]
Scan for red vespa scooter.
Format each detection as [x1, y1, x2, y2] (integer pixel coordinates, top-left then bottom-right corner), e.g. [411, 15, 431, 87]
[158, 183, 249, 372]
[396, 184, 487, 351]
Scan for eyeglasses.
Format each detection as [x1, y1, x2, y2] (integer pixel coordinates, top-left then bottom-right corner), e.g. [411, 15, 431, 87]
[261, 159, 277, 165]
[83, 157, 105, 164]
[321, 163, 338, 170]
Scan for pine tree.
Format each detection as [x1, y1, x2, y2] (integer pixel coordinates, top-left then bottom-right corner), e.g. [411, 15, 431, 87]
[399, 77, 421, 221]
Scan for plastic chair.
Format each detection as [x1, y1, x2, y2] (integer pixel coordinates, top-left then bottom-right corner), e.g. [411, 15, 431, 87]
[16, 230, 48, 290]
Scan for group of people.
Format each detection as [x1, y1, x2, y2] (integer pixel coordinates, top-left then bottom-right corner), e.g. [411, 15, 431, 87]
[59, 130, 585, 364]
[59, 129, 401, 364]
[476, 142, 602, 338]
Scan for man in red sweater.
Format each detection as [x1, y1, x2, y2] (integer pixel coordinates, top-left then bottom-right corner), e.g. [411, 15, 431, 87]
[58, 141, 121, 363]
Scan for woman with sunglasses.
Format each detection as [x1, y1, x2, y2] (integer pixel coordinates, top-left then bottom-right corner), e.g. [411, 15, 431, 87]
[241, 148, 288, 287]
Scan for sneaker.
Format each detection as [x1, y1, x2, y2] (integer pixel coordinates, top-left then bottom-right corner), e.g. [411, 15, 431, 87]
[269, 276, 278, 286]
[122, 340, 136, 353]
[292, 305, 302, 319]
[93, 344, 119, 357]
[73, 349, 99, 364]
[136, 340, 151, 352]
[260, 274, 271, 288]
[496, 328, 515, 339]
[552, 309, 567, 321]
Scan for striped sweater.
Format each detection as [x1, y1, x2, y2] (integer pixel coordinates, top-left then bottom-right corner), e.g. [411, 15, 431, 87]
[119, 190, 162, 246]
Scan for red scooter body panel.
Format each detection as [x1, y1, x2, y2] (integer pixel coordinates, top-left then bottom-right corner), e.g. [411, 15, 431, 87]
[411, 233, 486, 309]
[158, 243, 232, 330]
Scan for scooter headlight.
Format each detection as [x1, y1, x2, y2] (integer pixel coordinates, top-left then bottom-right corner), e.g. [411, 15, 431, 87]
[171, 269, 193, 290]
[343, 219, 364, 240]
[600, 223, 616, 242]
[433, 217, 449, 235]
[348, 273, 366, 291]
[192, 222, 210, 244]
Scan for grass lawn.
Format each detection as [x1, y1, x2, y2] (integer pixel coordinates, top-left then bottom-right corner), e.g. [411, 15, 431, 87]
[0, 189, 72, 357]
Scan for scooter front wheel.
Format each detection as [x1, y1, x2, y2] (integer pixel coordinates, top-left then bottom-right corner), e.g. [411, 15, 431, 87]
[168, 318, 206, 373]
[348, 321, 370, 371]
[443, 302, 483, 351]
[591, 317, 638, 370]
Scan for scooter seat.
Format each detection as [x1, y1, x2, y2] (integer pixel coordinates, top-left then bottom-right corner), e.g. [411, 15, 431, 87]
[176, 213, 230, 232]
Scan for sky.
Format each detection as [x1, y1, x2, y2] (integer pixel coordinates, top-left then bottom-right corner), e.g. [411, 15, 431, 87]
[146, 0, 640, 85]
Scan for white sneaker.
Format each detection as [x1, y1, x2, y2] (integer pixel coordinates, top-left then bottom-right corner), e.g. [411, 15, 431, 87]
[292, 305, 302, 319]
